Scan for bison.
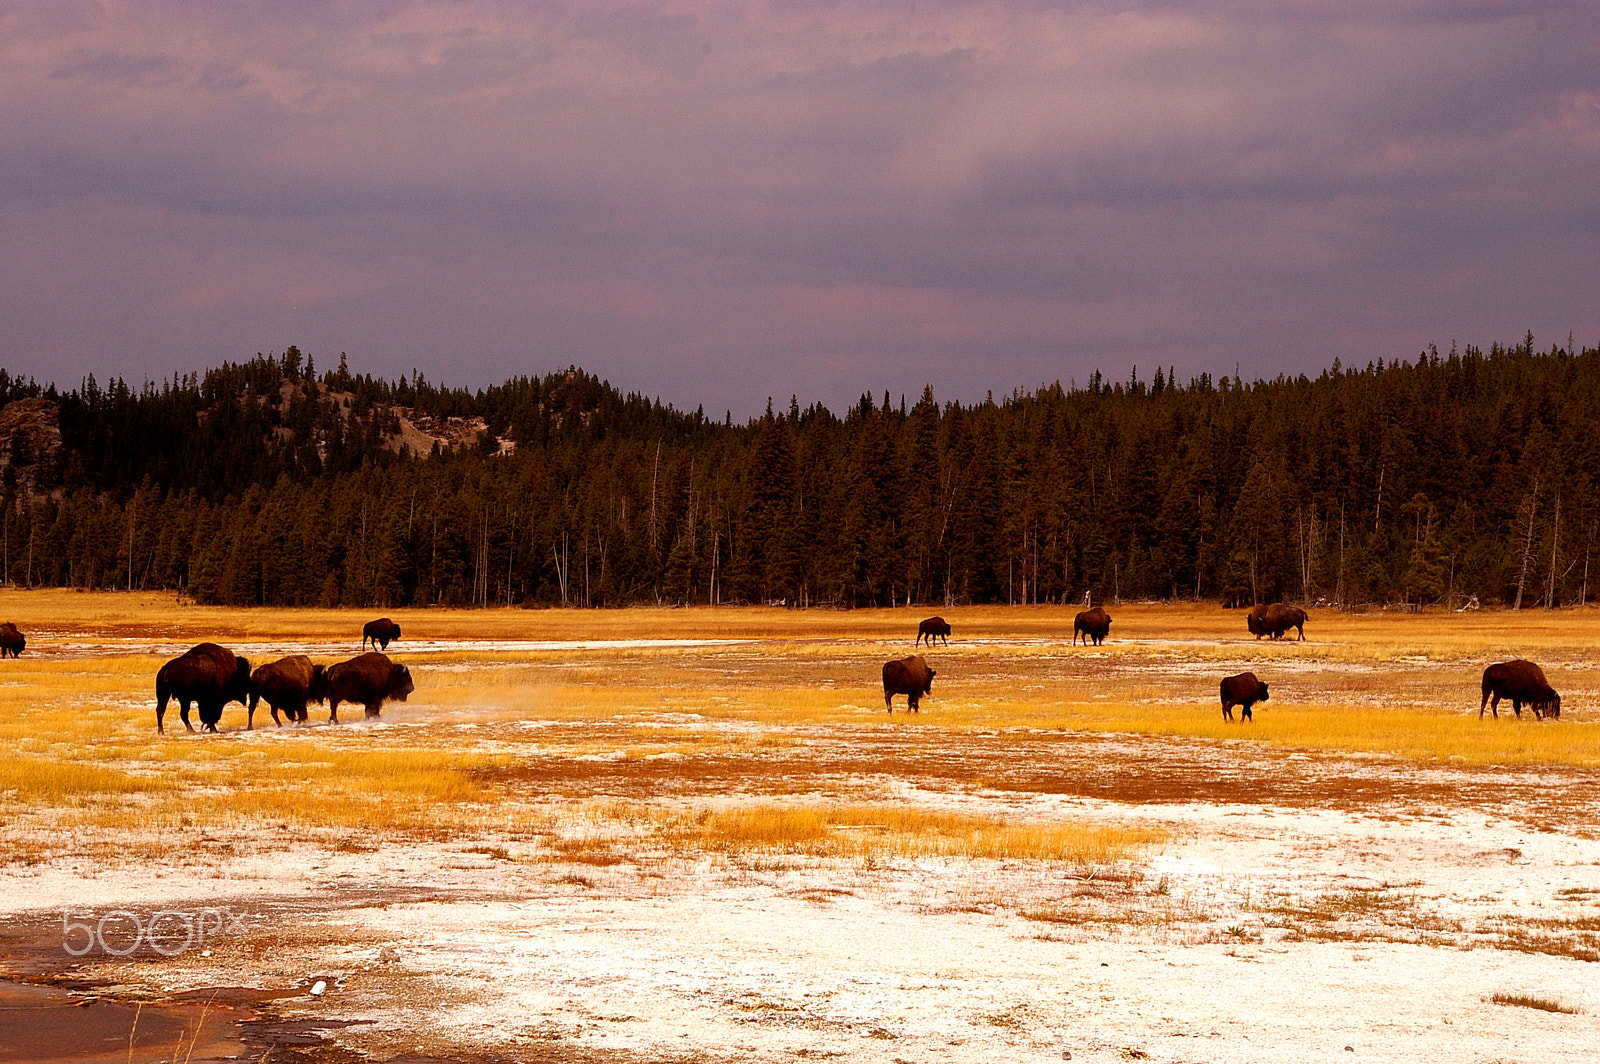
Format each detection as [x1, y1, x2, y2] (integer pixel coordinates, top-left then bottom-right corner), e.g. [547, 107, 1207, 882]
[1220, 672, 1269, 722]
[916, 616, 951, 647]
[324, 652, 415, 723]
[1073, 607, 1112, 646]
[362, 617, 402, 651]
[1246, 603, 1307, 641]
[1480, 660, 1560, 720]
[882, 654, 935, 714]
[248, 655, 327, 729]
[156, 643, 252, 734]
[0, 622, 23, 657]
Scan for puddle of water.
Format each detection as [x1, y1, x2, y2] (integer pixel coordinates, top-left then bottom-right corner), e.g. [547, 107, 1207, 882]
[0, 980, 248, 1064]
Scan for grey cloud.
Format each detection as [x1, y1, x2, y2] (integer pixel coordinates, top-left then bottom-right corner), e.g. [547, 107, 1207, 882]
[0, 1, 1596, 415]
[50, 50, 183, 86]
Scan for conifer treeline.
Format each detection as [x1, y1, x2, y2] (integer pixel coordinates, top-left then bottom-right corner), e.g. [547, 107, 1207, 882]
[2, 336, 1596, 610]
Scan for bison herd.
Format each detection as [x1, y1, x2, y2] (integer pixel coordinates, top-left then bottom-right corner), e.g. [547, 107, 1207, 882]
[152, 619, 414, 734]
[0, 605, 1572, 730]
[882, 609, 1567, 724]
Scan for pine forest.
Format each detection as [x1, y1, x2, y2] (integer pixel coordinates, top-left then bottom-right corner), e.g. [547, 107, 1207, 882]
[0, 335, 1594, 612]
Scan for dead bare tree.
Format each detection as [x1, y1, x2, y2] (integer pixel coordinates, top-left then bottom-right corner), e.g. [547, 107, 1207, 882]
[1295, 507, 1322, 603]
[1544, 492, 1560, 610]
[1513, 476, 1540, 610]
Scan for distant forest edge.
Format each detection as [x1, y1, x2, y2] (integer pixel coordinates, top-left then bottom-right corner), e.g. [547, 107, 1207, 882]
[1, 335, 1596, 611]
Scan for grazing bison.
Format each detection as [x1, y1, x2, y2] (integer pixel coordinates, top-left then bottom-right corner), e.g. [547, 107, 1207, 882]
[0, 622, 23, 657]
[1073, 607, 1112, 646]
[1480, 660, 1560, 720]
[155, 643, 252, 734]
[1246, 603, 1307, 641]
[1220, 672, 1269, 722]
[324, 652, 415, 722]
[916, 616, 951, 647]
[882, 654, 936, 714]
[362, 617, 402, 651]
[248, 655, 327, 729]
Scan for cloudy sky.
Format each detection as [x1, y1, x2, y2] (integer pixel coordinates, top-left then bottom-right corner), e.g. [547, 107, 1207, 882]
[2, 2, 1596, 416]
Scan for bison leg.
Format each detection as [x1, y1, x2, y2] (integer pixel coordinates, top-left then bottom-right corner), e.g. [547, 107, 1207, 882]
[1511, 698, 1522, 719]
[179, 699, 196, 733]
[1222, 702, 1233, 721]
[1241, 702, 1253, 722]
[156, 699, 168, 735]
[329, 700, 342, 724]
[365, 699, 383, 719]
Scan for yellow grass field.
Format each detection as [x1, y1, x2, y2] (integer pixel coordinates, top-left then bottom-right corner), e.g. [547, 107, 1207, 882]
[3, 590, 1597, 1063]
[0, 589, 1595, 863]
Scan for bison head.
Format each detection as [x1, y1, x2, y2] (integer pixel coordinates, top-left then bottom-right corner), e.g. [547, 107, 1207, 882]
[307, 663, 330, 703]
[227, 657, 253, 699]
[389, 664, 415, 702]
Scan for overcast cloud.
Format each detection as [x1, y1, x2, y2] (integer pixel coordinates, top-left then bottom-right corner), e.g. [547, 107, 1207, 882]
[1, 1, 1595, 416]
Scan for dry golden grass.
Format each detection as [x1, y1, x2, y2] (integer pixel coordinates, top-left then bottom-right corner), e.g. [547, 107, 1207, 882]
[1489, 992, 1580, 1014]
[2, 588, 1598, 864]
[539, 800, 1166, 866]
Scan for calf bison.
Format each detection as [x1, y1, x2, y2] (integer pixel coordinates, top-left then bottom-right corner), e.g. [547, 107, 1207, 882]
[156, 643, 252, 734]
[0, 622, 23, 657]
[1073, 607, 1112, 646]
[324, 652, 415, 722]
[1220, 672, 1269, 722]
[916, 616, 951, 647]
[248, 655, 327, 729]
[1246, 603, 1307, 641]
[362, 617, 402, 651]
[1480, 660, 1560, 720]
[882, 654, 935, 714]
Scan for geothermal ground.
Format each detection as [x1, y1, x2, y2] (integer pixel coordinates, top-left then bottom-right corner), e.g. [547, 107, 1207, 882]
[0, 594, 1596, 1063]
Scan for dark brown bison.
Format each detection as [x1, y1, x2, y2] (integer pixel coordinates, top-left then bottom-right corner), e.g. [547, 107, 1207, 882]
[1480, 660, 1560, 720]
[1073, 607, 1112, 646]
[362, 617, 402, 651]
[324, 652, 415, 722]
[1246, 603, 1307, 641]
[1220, 672, 1269, 722]
[882, 655, 935, 714]
[156, 643, 252, 734]
[248, 655, 327, 729]
[916, 616, 951, 647]
[0, 622, 23, 658]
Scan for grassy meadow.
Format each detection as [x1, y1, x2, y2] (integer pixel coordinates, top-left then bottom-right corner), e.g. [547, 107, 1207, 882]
[1, 589, 1596, 867]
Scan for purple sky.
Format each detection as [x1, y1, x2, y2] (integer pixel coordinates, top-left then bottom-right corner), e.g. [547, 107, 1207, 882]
[2, 2, 1597, 417]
